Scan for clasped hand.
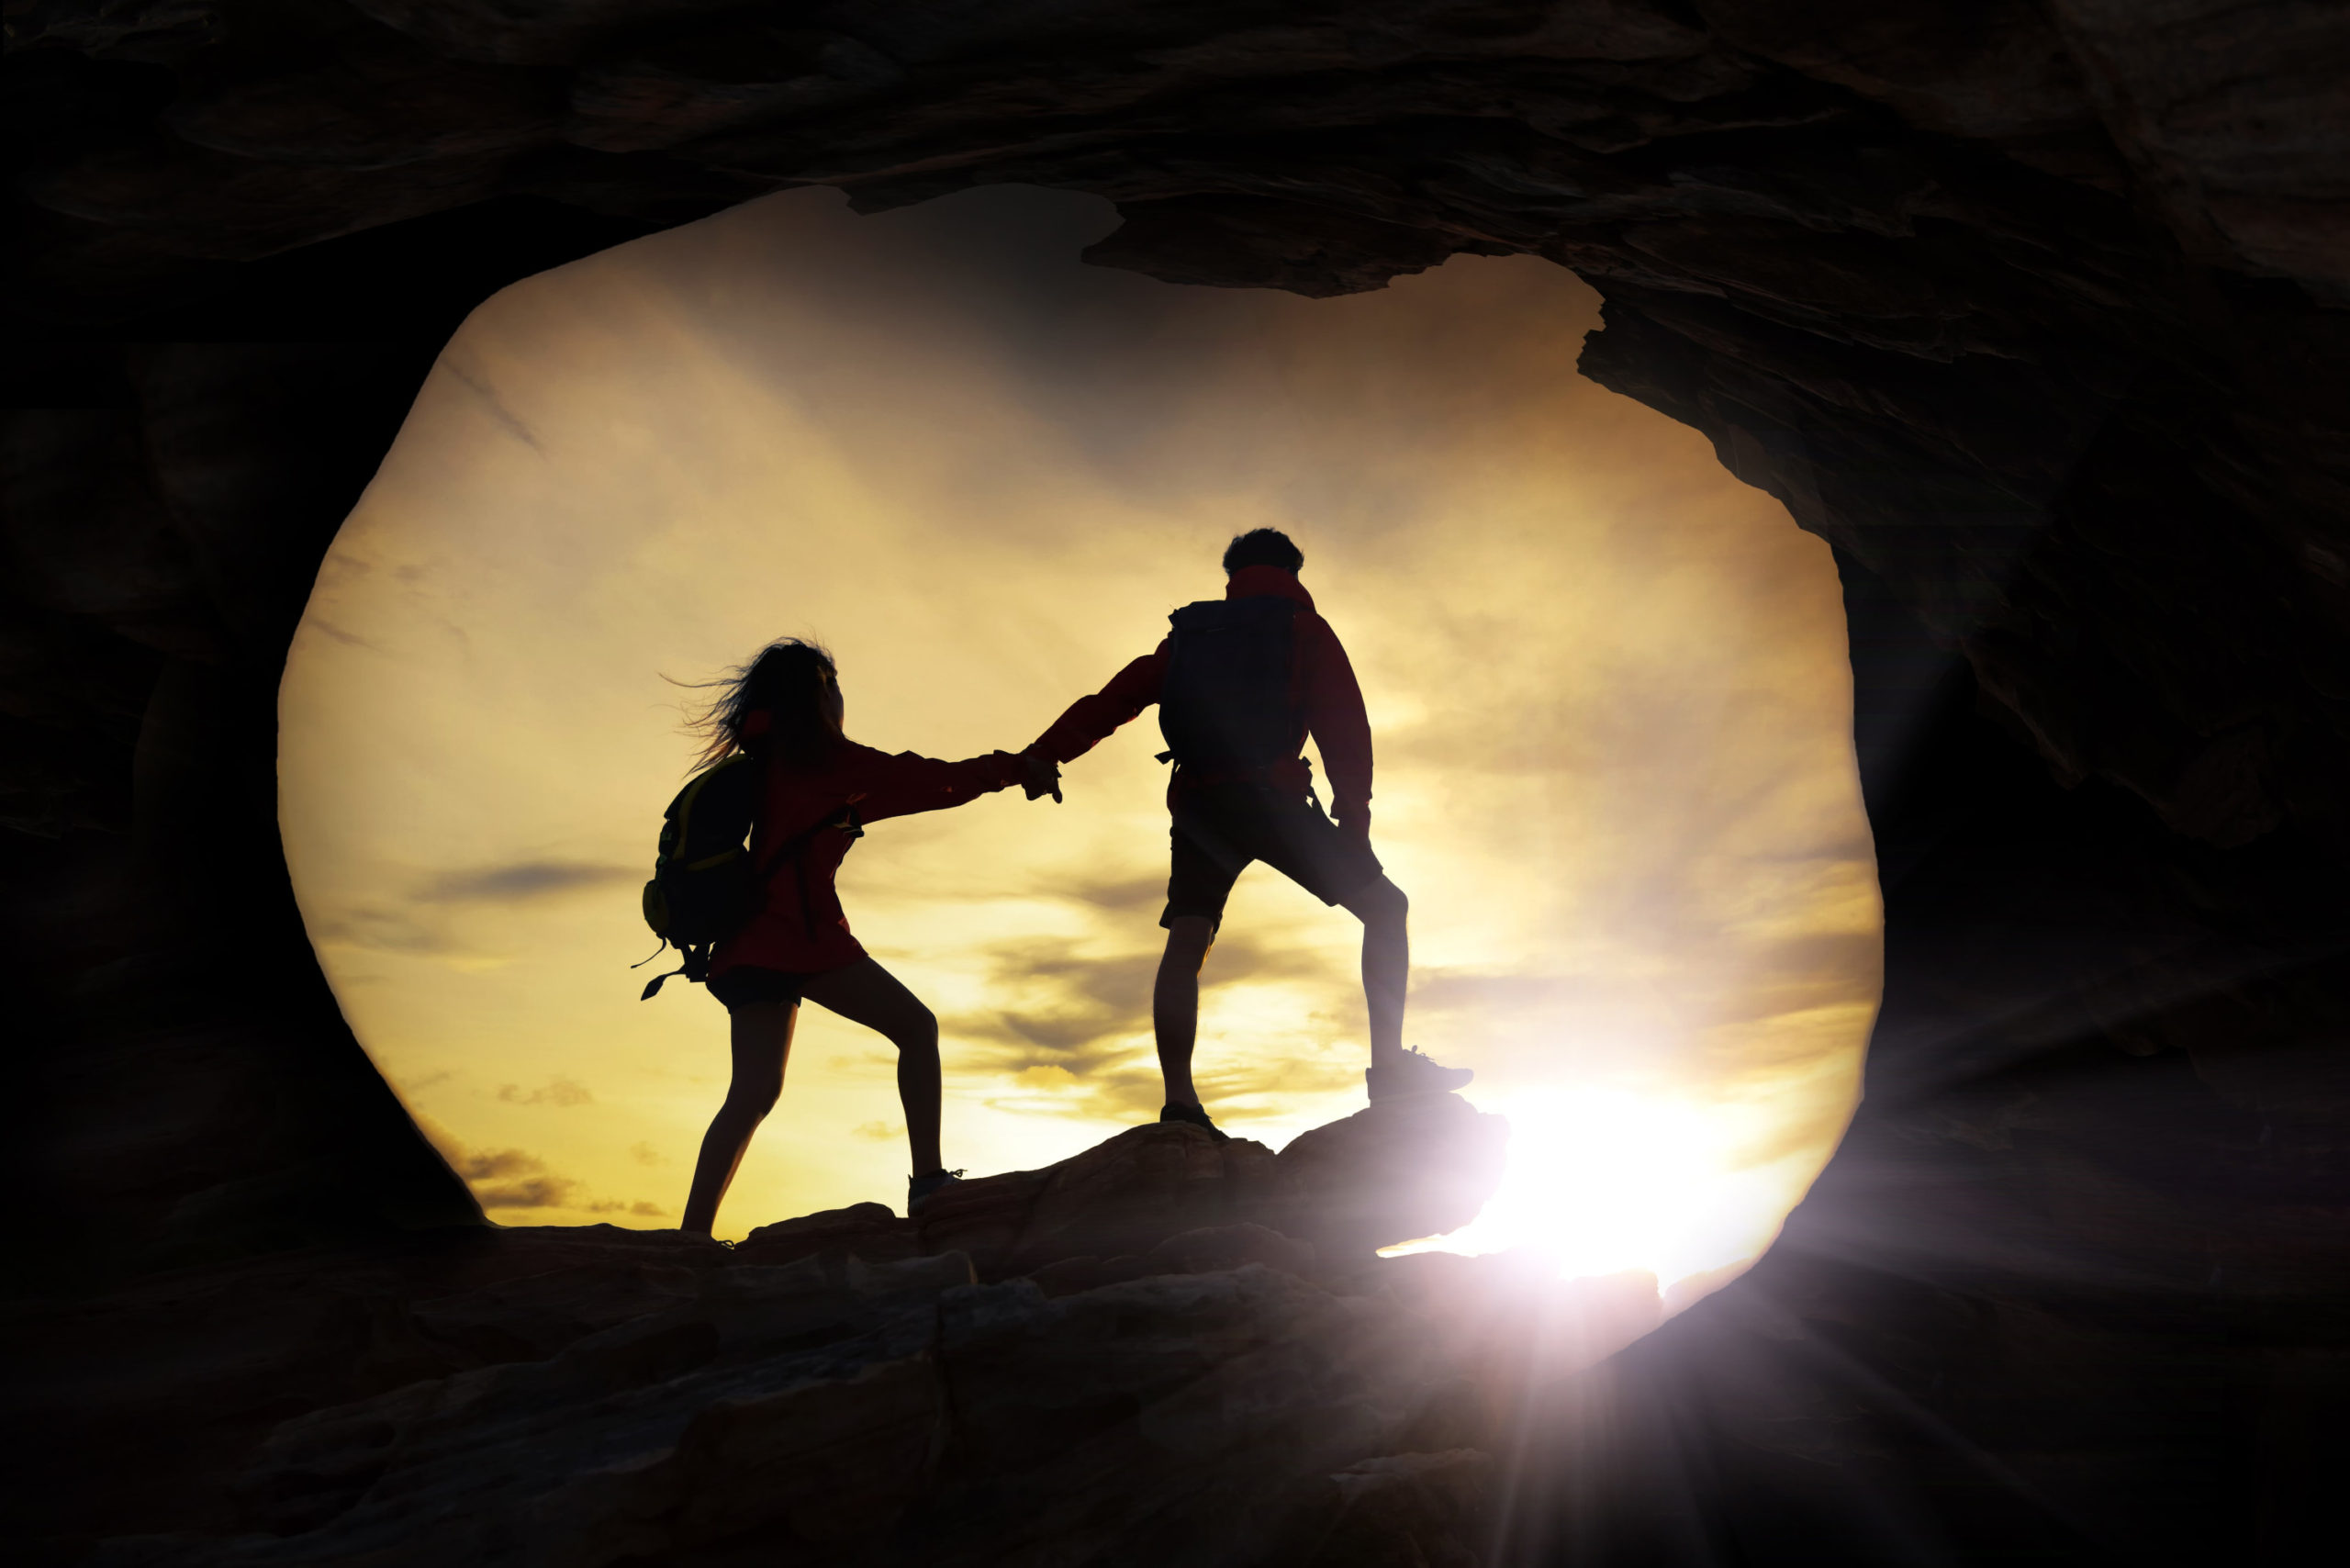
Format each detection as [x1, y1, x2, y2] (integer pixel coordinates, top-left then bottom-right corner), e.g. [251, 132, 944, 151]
[1020, 749, 1063, 803]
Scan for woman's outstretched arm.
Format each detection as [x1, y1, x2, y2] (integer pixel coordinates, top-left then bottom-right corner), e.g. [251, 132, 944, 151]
[845, 745, 1029, 824]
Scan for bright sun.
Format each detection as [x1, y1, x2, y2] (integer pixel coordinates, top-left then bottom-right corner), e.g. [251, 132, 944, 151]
[1388, 1086, 1796, 1297]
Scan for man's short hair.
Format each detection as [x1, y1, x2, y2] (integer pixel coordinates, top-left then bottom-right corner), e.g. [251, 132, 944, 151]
[1223, 528, 1304, 574]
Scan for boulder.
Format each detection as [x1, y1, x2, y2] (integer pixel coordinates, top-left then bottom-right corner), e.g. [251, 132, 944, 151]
[733, 1200, 918, 1268]
[1274, 1092, 1512, 1265]
[912, 1098, 1508, 1282]
[916, 1121, 1291, 1279]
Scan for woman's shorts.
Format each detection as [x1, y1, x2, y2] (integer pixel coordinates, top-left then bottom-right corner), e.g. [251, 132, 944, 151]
[706, 966, 813, 1011]
[1163, 781, 1383, 933]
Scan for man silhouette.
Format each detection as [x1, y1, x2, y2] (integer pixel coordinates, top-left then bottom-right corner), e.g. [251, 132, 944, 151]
[1028, 529, 1472, 1137]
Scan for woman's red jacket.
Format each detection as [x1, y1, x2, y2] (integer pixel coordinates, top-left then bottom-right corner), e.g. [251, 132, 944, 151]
[709, 722, 1024, 979]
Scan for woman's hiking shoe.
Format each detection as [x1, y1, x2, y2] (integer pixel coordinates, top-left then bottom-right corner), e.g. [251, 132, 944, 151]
[1159, 1103, 1230, 1142]
[907, 1169, 965, 1213]
[1366, 1047, 1474, 1102]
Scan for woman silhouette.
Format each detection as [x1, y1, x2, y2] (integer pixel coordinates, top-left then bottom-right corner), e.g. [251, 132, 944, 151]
[677, 639, 1058, 1233]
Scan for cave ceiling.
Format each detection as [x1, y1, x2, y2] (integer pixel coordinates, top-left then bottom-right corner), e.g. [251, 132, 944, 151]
[12, 0, 2349, 864]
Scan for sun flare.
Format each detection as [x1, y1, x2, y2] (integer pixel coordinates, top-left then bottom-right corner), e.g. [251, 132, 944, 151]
[1385, 1085, 1806, 1297]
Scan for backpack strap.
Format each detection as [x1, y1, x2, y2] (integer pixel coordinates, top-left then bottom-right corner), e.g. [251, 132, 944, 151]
[639, 942, 711, 1001]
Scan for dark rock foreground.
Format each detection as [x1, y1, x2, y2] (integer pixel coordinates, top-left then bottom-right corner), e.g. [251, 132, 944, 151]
[15, 1095, 1671, 1566]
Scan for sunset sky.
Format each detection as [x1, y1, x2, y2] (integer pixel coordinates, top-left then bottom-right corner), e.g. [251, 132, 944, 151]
[279, 185, 1879, 1299]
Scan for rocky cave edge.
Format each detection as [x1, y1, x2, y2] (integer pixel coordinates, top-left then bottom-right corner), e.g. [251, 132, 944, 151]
[5, 3, 2347, 1565]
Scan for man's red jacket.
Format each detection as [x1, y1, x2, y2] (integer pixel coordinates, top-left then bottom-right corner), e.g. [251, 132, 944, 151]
[1029, 566, 1376, 842]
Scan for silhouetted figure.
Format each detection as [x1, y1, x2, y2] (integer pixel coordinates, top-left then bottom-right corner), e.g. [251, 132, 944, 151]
[675, 640, 1060, 1234]
[1031, 530, 1471, 1138]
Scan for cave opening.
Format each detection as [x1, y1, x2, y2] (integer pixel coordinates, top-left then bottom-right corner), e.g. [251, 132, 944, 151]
[275, 185, 1880, 1304]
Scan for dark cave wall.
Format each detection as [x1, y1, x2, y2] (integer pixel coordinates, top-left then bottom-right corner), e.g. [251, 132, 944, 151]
[4, 343, 487, 1269]
[6, 200, 676, 1268]
[6, 2, 2346, 1560]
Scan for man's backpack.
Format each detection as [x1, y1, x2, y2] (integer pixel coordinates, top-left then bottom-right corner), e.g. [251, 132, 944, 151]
[637, 755, 860, 999]
[1158, 596, 1304, 770]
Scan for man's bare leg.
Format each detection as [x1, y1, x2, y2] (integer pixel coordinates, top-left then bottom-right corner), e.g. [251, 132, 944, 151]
[1339, 875, 1410, 1071]
[1154, 916, 1216, 1105]
[681, 999, 797, 1236]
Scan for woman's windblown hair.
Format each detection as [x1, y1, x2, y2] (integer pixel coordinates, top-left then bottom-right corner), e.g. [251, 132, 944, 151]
[682, 638, 843, 772]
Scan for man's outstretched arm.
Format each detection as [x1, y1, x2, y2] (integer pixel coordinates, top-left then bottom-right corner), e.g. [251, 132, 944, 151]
[1031, 643, 1169, 766]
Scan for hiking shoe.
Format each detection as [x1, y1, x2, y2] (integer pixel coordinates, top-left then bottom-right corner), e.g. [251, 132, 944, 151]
[1366, 1047, 1474, 1102]
[907, 1168, 965, 1213]
[1159, 1103, 1230, 1142]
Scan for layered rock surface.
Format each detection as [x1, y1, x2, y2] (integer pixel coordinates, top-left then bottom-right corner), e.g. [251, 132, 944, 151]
[12, 1098, 1624, 1567]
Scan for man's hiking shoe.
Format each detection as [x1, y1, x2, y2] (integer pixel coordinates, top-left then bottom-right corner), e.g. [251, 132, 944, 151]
[1159, 1103, 1230, 1142]
[1366, 1047, 1474, 1102]
[907, 1168, 965, 1213]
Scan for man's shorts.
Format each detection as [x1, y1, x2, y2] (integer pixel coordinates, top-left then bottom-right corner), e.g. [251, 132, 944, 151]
[706, 966, 811, 1011]
[1163, 781, 1383, 933]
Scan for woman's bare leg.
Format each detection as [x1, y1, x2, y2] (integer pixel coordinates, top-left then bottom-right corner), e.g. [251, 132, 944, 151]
[681, 999, 797, 1237]
[798, 958, 945, 1175]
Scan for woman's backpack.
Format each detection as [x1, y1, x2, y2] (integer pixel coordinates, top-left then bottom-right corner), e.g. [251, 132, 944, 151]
[637, 755, 861, 999]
